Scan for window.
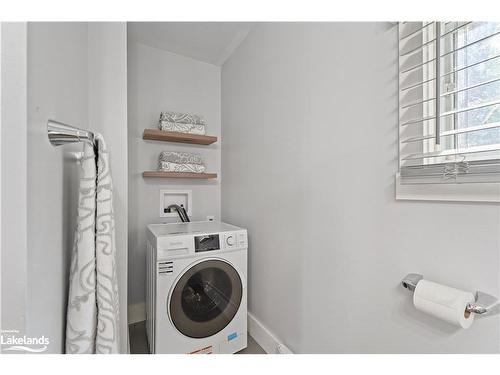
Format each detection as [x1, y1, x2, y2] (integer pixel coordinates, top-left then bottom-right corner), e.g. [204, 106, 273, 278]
[397, 22, 500, 201]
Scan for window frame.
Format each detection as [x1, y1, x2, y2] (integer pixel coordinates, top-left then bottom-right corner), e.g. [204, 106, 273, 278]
[396, 22, 500, 203]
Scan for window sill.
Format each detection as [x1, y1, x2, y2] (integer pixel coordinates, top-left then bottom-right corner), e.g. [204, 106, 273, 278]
[395, 174, 500, 203]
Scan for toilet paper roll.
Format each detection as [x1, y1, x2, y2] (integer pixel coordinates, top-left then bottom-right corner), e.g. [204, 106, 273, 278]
[413, 279, 475, 329]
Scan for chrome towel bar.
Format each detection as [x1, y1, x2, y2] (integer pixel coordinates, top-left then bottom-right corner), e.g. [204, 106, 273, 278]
[47, 120, 97, 150]
[401, 273, 499, 316]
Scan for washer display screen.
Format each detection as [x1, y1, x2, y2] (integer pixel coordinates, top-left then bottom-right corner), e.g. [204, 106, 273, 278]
[169, 259, 242, 338]
[194, 234, 220, 252]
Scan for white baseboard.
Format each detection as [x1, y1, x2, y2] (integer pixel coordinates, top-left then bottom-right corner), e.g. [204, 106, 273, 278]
[128, 302, 146, 324]
[247, 312, 293, 354]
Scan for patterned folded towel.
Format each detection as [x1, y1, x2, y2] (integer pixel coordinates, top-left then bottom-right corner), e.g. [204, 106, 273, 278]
[158, 161, 206, 174]
[159, 121, 206, 135]
[159, 111, 206, 125]
[159, 151, 204, 165]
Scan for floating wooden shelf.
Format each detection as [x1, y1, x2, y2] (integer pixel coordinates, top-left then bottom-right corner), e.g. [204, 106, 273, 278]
[143, 128, 218, 145]
[142, 171, 217, 179]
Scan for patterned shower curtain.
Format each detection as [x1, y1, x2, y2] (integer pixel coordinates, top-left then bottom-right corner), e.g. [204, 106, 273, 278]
[65, 134, 120, 354]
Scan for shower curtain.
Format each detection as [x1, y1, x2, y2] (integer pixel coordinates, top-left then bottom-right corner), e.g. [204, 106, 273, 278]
[66, 134, 120, 354]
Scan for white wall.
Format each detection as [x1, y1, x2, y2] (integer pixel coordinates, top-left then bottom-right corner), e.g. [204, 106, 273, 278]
[127, 39, 221, 313]
[1, 22, 28, 339]
[26, 22, 128, 353]
[221, 23, 500, 353]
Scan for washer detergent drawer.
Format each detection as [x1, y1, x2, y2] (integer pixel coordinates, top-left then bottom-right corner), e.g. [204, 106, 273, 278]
[159, 236, 190, 256]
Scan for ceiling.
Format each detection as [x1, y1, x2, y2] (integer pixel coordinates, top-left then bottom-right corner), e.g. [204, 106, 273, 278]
[127, 22, 254, 66]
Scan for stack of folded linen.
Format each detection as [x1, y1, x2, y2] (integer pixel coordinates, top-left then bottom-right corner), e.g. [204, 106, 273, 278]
[158, 151, 206, 173]
[158, 111, 206, 135]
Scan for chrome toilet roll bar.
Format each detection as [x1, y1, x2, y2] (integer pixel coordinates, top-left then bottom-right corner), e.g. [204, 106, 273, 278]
[401, 273, 499, 316]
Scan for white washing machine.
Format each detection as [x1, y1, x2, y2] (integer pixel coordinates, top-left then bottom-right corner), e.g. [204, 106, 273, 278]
[146, 221, 248, 354]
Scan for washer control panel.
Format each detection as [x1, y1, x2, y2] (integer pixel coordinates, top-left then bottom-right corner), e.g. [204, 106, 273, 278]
[224, 231, 247, 250]
[151, 223, 248, 260]
[194, 234, 220, 252]
[193, 230, 248, 252]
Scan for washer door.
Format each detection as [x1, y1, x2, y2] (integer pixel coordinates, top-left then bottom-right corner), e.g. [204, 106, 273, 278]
[169, 259, 243, 338]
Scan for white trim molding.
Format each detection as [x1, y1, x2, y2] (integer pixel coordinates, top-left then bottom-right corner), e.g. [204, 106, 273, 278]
[395, 174, 500, 203]
[247, 312, 293, 354]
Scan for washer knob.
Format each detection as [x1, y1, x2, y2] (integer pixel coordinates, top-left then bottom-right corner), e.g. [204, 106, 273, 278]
[226, 235, 235, 246]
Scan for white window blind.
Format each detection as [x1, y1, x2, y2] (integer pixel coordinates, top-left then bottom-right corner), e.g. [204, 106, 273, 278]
[398, 22, 500, 184]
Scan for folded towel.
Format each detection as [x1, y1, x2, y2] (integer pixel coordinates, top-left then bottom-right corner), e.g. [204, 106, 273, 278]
[158, 161, 206, 173]
[159, 151, 204, 165]
[159, 111, 206, 125]
[159, 121, 206, 135]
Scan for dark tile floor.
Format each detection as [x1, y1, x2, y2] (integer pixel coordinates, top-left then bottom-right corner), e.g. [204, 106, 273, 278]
[129, 321, 266, 354]
[237, 335, 266, 354]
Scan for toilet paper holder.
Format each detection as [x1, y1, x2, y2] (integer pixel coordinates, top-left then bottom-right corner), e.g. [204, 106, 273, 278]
[401, 273, 499, 316]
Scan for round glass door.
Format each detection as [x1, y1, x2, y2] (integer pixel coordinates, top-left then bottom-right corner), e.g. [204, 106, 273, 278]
[169, 259, 243, 338]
